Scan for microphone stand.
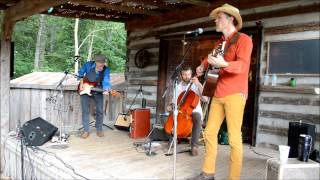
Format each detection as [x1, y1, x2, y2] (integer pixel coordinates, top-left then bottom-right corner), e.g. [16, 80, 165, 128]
[164, 32, 200, 180]
[50, 71, 69, 149]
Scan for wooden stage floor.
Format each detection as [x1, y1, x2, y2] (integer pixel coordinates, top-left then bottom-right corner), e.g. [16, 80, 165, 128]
[2, 129, 278, 179]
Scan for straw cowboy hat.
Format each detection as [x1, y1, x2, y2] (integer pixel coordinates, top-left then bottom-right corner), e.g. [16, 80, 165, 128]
[209, 3, 243, 30]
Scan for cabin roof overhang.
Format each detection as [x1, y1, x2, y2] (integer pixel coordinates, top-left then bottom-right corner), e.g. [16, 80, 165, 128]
[0, 0, 302, 32]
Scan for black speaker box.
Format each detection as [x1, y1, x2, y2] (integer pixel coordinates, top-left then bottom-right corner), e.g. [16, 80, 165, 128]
[21, 117, 58, 146]
[151, 127, 169, 141]
[288, 122, 316, 158]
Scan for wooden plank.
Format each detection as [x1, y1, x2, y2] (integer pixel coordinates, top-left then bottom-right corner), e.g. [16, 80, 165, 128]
[9, 89, 19, 131]
[0, 38, 11, 134]
[69, 0, 160, 16]
[128, 3, 319, 41]
[259, 124, 320, 141]
[259, 110, 319, 125]
[156, 40, 169, 117]
[180, 0, 210, 7]
[126, 97, 156, 107]
[3, 131, 280, 179]
[260, 85, 318, 94]
[129, 79, 158, 86]
[243, 2, 320, 22]
[4, 0, 67, 22]
[40, 90, 47, 120]
[30, 89, 41, 119]
[260, 96, 320, 106]
[127, 70, 158, 78]
[125, 0, 296, 30]
[264, 22, 320, 35]
[126, 89, 154, 96]
[128, 41, 159, 50]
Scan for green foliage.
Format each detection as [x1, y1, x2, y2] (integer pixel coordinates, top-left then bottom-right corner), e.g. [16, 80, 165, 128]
[10, 14, 126, 78]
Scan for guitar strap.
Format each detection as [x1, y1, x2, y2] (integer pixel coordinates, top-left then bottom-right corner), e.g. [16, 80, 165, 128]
[96, 65, 106, 86]
[223, 32, 241, 55]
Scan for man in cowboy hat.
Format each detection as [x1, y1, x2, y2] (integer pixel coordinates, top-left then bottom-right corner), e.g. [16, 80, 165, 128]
[195, 4, 253, 180]
[78, 54, 111, 139]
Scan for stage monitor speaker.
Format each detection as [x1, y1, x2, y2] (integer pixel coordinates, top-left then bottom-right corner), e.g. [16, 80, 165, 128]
[288, 122, 316, 158]
[21, 117, 58, 146]
[151, 126, 169, 141]
[130, 108, 150, 139]
[114, 114, 131, 131]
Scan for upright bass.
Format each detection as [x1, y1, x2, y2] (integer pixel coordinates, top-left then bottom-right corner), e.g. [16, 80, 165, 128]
[164, 81, 200, 138]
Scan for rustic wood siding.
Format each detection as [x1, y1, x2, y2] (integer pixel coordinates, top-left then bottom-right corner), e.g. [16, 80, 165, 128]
[255, 0, 320, 148]
[125, 0, 320, 144]
[9, 88, 124, 132]
[257, 91, 320, 148]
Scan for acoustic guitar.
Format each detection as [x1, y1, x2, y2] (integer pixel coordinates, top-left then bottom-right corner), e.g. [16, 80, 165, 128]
[202, 41, 226, 97]
[78, 80, 120, 97]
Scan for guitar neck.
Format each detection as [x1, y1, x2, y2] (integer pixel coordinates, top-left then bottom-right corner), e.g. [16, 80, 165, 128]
[91, 87, 104, 92]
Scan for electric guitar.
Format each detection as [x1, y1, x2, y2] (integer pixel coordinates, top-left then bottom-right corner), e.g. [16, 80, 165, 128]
[202, 41, 225, 97]
[78, 80, 120, 97]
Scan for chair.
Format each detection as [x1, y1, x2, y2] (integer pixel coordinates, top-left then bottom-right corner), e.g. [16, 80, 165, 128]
[199, 97, 211, 145]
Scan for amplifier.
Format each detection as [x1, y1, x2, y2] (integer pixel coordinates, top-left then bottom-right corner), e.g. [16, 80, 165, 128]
[130, 108, 150, 139]
[114, 114, 131, 131]
[288, 122, 315, 158]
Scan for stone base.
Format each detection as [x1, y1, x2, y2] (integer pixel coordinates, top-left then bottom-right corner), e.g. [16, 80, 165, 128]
[266, 158, 320, 180]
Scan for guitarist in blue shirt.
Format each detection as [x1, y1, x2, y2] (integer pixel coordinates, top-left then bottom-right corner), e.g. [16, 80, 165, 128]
[78, 54, 110, 138]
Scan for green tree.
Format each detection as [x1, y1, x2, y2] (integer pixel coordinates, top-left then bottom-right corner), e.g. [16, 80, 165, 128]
[9, 14, 126, 78]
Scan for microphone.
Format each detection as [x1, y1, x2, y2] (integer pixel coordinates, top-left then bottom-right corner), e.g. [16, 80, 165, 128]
[162, 87, 168, 98]
[186, 28, 204, 35]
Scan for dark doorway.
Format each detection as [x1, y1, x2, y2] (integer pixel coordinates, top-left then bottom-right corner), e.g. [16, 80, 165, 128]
[157, 26, 262, 145]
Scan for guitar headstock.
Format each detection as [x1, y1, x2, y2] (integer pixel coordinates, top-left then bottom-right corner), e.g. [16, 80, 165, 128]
[110, 90, 121, 97]
[212, 41, 226, 58]
[212, 43, 223, 57]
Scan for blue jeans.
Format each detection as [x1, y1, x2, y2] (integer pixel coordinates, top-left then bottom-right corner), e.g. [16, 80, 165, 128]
[80, 93, 104, 132]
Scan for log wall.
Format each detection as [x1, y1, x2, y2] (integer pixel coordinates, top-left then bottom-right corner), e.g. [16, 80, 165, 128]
[125, 0, 320, 146]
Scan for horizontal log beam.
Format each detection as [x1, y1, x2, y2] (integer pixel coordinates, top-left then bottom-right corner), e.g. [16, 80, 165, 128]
[127, 70, 158, 78]
[126, 0, 296, 30]
[259, 110, 319, 125]
[260, 85, 319, 95]
[126, 97, 156, 107]
[180, 0, 210, 7]
[259, 124, 320, 141]
[69, 0, 160, 16]
[128, 2, 319, 41]
[260, 96, 320, 106]
[129, 79, 158, 86]
[264, 22, 320, 35]
[4, 0, 67, 22]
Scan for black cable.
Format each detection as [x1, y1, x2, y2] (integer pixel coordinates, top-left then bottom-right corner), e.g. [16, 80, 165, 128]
[249, 146, 273, 158]
[20, 131, 25, 180]
[34, 147, 89, 180]
[25, 146, 37, 180]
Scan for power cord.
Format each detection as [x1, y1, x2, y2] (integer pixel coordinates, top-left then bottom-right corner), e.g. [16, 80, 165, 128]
[249, 146, 273, 158]
[32, 147, 89, 180]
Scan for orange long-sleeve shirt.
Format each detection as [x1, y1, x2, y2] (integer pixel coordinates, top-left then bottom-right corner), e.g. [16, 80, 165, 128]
[202, 31, 253, 98]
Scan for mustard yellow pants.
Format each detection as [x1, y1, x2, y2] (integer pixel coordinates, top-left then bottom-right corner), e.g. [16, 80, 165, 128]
[202, 93, 246, 180]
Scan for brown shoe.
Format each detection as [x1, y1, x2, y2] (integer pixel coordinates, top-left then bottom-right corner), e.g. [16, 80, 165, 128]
[190, 146, 199, 156]
[96, 131, 104, 137]
[81, 132, 89, 139]
[190, 172, 215, 180]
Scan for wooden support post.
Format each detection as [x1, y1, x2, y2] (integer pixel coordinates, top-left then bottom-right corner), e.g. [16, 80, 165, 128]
[1, 18, 14, 174]
[0, 21, 13, 135]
